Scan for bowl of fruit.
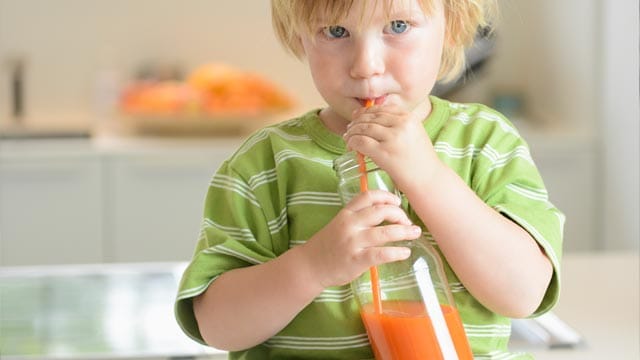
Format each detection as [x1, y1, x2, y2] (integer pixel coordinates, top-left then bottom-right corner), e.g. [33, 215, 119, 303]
[119, 63, 295, 136]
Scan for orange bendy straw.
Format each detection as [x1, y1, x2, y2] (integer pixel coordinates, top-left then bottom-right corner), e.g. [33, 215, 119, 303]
[358, 99, 382, 314]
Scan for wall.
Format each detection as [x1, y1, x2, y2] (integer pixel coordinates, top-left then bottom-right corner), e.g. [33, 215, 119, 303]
[452, 0, 638, 251]
[0, 0, 323, 129]
[600, 0, 640, 250]
[427, 0, 600, 136]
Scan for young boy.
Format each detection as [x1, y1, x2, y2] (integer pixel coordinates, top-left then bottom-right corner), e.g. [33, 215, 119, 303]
[175, 0, 563, 359]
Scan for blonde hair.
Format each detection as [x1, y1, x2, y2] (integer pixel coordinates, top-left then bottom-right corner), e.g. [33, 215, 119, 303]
[271, 0, 498, 82]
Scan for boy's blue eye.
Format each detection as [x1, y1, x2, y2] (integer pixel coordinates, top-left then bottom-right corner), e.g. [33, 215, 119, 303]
[388, 20, 409, 34]
[323, 25, 349, 39]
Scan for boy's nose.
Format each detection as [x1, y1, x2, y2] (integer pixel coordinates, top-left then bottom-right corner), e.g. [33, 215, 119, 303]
[349, 39, 385, 79]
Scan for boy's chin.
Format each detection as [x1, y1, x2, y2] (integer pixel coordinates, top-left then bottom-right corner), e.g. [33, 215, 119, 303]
[320, 107, 350, 123]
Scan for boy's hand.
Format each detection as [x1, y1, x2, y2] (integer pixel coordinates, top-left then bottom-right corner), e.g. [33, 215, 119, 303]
[300, 190, 420, 289]
[344, 104, 443, 193]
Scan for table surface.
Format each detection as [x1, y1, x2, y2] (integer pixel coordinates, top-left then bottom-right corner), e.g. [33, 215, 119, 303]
[1, 252, 637, 360]
[527, 251, 639, 360]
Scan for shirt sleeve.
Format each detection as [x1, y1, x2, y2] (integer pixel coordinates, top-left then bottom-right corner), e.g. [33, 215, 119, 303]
[471, 115, 564, 317]
[174, 160, 278, 344]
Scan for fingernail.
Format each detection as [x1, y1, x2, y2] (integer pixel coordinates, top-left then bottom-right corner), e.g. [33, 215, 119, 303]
[412, 226, 422, 235]
[398, 247, 411, 258]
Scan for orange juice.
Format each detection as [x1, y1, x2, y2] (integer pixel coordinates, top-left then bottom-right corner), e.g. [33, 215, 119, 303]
[360, 300, 473, 360]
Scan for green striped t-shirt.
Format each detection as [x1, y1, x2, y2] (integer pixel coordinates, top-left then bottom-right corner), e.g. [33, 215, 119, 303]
[175, 96, 564, 359]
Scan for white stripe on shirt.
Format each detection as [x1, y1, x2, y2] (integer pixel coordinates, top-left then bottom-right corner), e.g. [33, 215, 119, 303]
[265, 333, 370, 350]
[287, 191, 343, 207]
[210, 174, 260, 207]
[204, 218, 256, 242]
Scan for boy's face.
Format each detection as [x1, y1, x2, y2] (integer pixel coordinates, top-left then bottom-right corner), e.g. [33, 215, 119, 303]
[299, 0, 445, 130]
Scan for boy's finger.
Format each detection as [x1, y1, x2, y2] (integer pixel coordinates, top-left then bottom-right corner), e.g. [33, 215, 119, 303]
[356, 204, 413, 227]
[352, 103, 404, 116]
[352, 105, 406, 122]
[343, 190, 401, 212]
[360, 246, 412, 267]
[365, 224, 422, 246]
[344, 122, 389, 143]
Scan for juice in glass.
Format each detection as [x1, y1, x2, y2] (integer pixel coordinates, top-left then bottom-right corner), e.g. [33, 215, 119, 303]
[360, 300, 473, 360]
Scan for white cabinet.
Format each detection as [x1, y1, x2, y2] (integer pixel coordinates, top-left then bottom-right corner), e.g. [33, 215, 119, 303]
[523, 129, 599, 251]
[0, 145, 103, 265]
[0, 138, 240, 265]
[534, 147, 598, 251]
[106, 151, 228, 262]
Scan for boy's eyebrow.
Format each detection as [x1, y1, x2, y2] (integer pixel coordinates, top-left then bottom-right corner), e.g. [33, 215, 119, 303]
[308, 3, 426, 28]
[386, 8, 426, 20]
[312, 17, 334, 26]
[313, 10, 422, 27]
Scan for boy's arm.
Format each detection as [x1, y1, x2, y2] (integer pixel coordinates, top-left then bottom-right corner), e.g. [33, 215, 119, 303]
[193, 190, 418, 351]
[345, 104, 558, 319]
[403, 162, 553, 318]
[193, 244, 323, 351]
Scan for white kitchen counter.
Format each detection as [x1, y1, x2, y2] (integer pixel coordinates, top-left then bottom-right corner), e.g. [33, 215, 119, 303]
[0, 134, 245, 157]
[0, 136, 246, 265]
[527, 251, 639, 359]
[1, 252, 637, 359]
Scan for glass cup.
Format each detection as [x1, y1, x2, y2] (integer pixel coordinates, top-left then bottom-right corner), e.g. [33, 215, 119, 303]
[334, 152, 473, 360]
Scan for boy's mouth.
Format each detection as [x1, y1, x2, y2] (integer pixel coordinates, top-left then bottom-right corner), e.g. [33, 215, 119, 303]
[357, 95, 386, 107]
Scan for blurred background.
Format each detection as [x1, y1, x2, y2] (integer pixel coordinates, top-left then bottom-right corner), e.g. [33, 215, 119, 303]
[0, 0, 638, 359]
[1, 0, 637, 265]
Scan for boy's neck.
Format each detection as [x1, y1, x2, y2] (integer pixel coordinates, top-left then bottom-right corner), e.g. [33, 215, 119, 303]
[318, 107, 350, 135]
